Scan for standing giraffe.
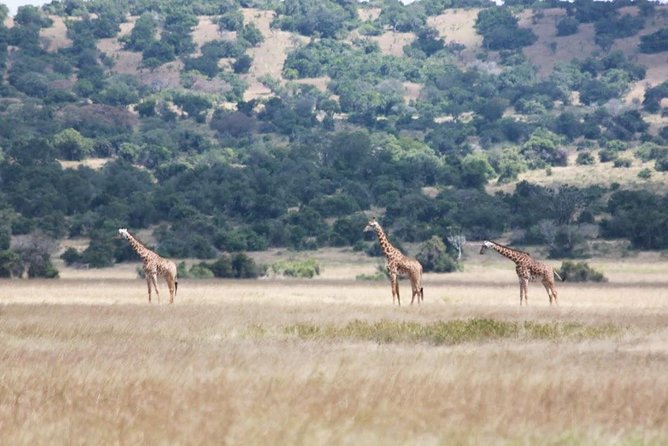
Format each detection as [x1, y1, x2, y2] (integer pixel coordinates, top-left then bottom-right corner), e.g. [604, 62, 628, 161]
[364, 218, 424, 306]
[479, 240, 562, 306]
[118, 228, 178, 304]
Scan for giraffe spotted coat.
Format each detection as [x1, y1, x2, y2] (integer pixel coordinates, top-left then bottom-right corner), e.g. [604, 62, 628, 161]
[118, 228, 178, 304]
[364, 218, 424, 306]
[480, 240, 561, 306]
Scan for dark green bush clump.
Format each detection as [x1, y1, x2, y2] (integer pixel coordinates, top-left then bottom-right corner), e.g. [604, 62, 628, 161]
[558, 260, 607, 282]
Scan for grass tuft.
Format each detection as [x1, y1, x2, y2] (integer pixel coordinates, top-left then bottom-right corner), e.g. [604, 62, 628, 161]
[284, 318, 621, 345]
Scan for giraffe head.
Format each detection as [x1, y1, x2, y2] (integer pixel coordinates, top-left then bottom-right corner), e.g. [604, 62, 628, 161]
[118, 228, 130, 239]
[480, 240, 494, 254]
[364, 217, 381, 233]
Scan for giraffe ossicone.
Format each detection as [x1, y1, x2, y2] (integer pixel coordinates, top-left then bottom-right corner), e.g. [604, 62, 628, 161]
[480, 240, 561, 306]
[364, 218, 424, 306]
[118, 228, 178, 304]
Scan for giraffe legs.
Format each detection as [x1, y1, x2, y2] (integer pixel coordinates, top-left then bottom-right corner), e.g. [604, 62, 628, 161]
[542, 278, 558, 306]
[409, 278, 422, 305]
[519, 277, 529, 306]
[389, 271, 400, 306]
[166, 275, 176, 304]
[150, 273, 161, 303]
[145, 276, 153, 303]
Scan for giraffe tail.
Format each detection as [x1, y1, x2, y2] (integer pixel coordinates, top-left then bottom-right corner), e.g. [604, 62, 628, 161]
[175, 281, 178, 295]
[554, 270, 564, 282]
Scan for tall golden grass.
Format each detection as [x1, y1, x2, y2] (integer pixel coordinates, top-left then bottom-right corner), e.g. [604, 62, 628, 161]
[2, 249, 668, 444]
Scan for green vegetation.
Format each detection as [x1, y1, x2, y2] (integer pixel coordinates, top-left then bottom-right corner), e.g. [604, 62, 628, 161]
[0, 0, 666, 276]
[475, 7, 537, 50]
[270, 258, 321, 278]
[558, 261, 607, 282]
[284, 318, 621, 345]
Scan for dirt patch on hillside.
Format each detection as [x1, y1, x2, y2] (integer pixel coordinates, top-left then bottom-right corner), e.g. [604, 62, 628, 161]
[39, 16, 71, 53]
[520, 9, 597, 77]
[59, 158, 112, 170]
[292, 77, 331, 92]
[97, 16, 183, 90]
[358, 7, 381, 23]
[612, 6, 668, 104]
[403, 81, 422, 102]
[240, 8, 308, 100]
[372, 31, 415, 57]
[427, 9, 482, 64]
[192, 16, 228, 52]
[487, 154, 668, 195]
[427, 9, 482, 47]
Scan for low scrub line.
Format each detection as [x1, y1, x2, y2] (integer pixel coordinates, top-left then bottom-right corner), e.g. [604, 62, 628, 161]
[283, 318, 621, 345]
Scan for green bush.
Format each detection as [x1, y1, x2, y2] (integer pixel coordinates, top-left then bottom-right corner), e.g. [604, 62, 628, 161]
[284, 319, 619, 345]
[355, 269, 386, 281]
[556, 16, 579, 37]
[558, 261, 607, 282]
[271, 259, 320, 278]
[60, 247, 83, 265]
[639, 28, 668, 54]
[599, 149, 617, 163]
[189, 263, 214, 279]
[637, 168, 652, 179]
[576, 152, 595, 165]
[613, 158, 632, 168]
[416, 236, 461, 273]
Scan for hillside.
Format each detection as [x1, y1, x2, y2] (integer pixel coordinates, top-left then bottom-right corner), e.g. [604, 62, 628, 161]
[1, 0, 668, 276]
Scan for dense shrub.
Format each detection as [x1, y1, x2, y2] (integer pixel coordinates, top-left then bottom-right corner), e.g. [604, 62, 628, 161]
[416, 236, 461, 273]
[475, 7, 537, 50]
[556, 16, 579, 36]
[576, 152, 595, 165]
[270, 259, 320, 278]
[558, 260, 607, 282]
[639, 28, 668, 54]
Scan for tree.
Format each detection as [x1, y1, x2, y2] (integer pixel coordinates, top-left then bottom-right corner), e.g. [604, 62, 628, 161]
[172, 92, 213, 123]
[218, 10, 244, 32]
[239, 23, 264, 47]
[475, 7, 537, 50]
[378, 0, 427, 32]
[445, 227, 466, 261]
[416, 236, 460, 273]
[12, 232, 59, 278]
[556, 16, 579, 37]
[460, 153, 495, 189]
[521, 128, 567, 168]
[639, 28, 668, 54]
[53, 128, 94, 161]
[277, 0, 356, 38]
[233, 54, 252, 74]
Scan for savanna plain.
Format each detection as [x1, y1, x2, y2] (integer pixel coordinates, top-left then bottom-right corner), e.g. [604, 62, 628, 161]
[2, 245, 668, 445]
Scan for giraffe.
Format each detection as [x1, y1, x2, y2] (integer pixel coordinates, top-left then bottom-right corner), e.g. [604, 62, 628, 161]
[118, 228, 178, 304]
[479, 240, 562, 306]
[364, 218, 424, 306]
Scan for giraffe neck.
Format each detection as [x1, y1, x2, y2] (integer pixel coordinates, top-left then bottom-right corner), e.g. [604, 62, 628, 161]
[374, 226, 401, 260]
[488, 242, 528, 265]
[125, 233, 154, 262]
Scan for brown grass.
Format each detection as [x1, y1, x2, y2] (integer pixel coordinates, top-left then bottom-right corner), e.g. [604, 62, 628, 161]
[487, 151, 668, 195]
[372, 31, 416, 57]
[240, 8, 308, 101]
[2, 246, 668, 444]
[39, 16, 71, 53]
[427, 8, 483, 64]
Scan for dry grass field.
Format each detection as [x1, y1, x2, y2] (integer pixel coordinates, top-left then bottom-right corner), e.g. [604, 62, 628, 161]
[2, 245, 668, 445]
